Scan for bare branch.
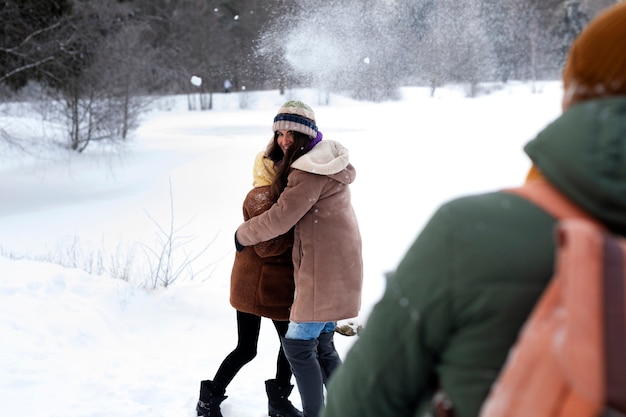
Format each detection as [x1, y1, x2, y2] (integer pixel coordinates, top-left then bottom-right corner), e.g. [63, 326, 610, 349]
[7, 19, 65, 53]
[0, 56, 55, 84]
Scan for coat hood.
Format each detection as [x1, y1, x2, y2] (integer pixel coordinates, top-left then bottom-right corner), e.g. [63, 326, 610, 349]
[524, 97, 626, 234]
[291, 140, 355, 184]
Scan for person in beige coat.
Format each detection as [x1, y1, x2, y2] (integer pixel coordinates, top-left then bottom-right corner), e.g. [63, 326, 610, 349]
[196, 152, 302, 417]
[235, 101, 363, 417]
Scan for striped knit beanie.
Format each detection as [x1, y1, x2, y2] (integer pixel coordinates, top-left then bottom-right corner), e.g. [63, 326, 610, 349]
[562, 2, 626, 108]
[272, 101, 318, 139]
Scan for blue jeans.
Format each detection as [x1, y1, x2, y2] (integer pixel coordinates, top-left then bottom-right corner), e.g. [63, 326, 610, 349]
[285, 321, 336, 340]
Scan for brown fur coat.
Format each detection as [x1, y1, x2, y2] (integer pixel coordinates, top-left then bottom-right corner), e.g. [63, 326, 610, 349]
[230, 185, 295, 320]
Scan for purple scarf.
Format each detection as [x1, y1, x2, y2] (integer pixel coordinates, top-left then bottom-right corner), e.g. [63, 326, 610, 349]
[305, 131, 323, 153]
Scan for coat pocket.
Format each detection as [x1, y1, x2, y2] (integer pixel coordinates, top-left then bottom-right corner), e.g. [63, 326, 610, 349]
[258, 264, 295, 307]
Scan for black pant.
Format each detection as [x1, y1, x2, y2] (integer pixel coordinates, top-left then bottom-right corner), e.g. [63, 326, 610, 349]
[212, 310, 292, 393]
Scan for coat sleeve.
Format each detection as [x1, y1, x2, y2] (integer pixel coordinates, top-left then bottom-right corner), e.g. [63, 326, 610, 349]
[242, 189, 293, 258]
[252, 230, 293, 258]
[321, 204, 456, 417]
[237, 170, 324, 246]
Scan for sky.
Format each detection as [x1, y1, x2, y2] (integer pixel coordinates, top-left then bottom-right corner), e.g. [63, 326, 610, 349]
[0, 81, 563, 417]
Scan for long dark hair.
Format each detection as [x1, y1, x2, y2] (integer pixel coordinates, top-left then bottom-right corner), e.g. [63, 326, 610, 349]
[266, 130, 312, 200]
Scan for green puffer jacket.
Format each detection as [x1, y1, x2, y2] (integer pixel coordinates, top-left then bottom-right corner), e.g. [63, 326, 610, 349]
[321, 97, 626, 417]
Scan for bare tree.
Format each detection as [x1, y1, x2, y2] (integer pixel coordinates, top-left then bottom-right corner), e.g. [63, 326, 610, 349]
[91, 17, 157, 139]
[32, 0, 152, 151]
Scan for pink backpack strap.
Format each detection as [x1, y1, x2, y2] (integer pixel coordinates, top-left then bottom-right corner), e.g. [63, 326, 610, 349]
[506, 179, 626, 414]
[504, 179, 601, 226]
[603, 233, 626, 413]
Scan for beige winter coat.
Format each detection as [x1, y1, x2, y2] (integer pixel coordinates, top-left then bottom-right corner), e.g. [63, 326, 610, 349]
[236, 140, 363, 322]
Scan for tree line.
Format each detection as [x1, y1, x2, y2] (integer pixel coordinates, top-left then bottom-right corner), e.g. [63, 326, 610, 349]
[0, 0, 616, 151]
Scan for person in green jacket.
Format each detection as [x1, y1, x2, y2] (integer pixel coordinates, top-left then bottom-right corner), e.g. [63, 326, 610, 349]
[320, 3, 626, 417]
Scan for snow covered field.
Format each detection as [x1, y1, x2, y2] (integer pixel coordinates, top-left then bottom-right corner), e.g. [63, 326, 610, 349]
[0, 82, 562, 417]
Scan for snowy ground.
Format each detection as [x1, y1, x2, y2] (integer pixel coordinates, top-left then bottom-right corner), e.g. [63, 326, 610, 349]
[0, 82, 562, 417]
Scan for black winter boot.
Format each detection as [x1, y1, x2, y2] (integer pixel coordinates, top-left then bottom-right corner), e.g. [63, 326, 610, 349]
[281, 337, 324, 417]
[265, 379, 304, 417]
[196, 380, 227, 417]
[317, 331, 342, 385]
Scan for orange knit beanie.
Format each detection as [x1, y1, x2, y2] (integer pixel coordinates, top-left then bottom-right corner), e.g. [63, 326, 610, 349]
[562, 2, 626, 108]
